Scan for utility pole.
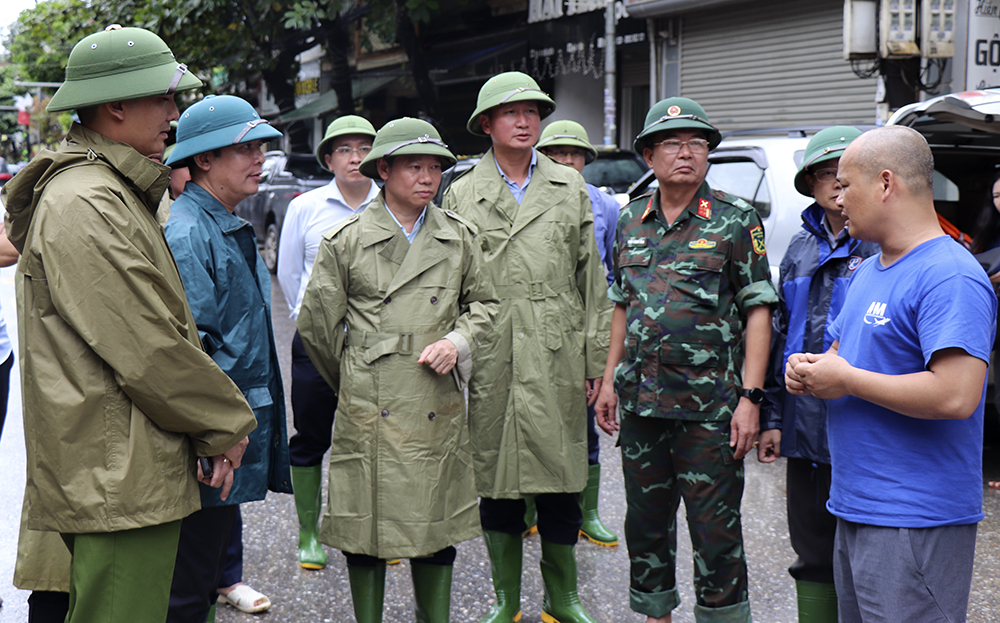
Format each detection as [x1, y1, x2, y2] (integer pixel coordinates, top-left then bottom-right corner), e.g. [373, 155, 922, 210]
[603, 0, 616, 147]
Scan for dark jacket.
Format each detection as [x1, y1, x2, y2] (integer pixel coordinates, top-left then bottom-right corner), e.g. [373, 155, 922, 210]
[761, 203, 879, 463]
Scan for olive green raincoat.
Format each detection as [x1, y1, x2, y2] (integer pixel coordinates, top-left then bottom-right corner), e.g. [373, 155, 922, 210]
[1, 123, 257, 534]
[442, 150, 612, 498]
[298, 195, 499, 559]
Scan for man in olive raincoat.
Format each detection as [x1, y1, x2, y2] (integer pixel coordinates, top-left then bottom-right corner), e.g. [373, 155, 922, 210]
[0, 25, 255, 623]
[298, 117, 499, 623]
[442, 71, 612, 623]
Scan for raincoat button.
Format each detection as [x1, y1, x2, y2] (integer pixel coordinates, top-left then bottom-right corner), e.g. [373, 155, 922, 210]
[428, 412, 435, 420]
[384, 297, 391, 304]
[518, 332, 525, 339]
[430, 296, 438, 304]
[381, 409, 389, 417]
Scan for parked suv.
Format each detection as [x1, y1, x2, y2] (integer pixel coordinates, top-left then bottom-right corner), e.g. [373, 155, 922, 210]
[623, 130, 819, 282]
[234, 151, 334, 272]
[888, 89, 1000, 242]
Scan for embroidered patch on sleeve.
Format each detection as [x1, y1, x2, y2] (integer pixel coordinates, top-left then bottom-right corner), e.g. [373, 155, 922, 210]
[750, 225, 766, 255]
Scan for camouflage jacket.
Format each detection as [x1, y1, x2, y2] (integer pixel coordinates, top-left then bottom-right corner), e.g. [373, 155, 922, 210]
[608, 182, 778, 422]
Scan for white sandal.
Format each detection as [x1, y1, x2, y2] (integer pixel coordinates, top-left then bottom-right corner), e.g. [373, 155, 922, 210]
[218, 584, 271, 613]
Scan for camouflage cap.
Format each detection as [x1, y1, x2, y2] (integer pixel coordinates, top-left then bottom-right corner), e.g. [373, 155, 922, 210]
[48, 25, 202, 113]
[315, 115, 377, 167]
[794, 126, 862, 197]
[537, 120, 598, 163]
[359, 117, 456, 179]
[467, 71, 556, 137]
[633, 97, 721, 152]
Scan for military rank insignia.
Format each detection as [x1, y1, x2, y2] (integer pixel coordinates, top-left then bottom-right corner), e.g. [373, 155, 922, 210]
[689, 238, 717, 249]
[697, 198, 711, 219]
[749, 225, 766, 255]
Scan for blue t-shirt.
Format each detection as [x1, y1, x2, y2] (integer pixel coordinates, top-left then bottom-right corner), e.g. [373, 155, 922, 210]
[827, 236, 996, 527]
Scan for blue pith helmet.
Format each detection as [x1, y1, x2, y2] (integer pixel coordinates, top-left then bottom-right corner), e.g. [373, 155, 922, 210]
[166, 95, 281, 166]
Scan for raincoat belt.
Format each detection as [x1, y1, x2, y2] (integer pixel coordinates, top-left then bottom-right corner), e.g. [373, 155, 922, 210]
[347, 329, 448, 364]
[494, 276, 575, 300]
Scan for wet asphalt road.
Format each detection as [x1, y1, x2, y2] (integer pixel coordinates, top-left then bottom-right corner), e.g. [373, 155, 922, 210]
[2, 270, 1000, 621]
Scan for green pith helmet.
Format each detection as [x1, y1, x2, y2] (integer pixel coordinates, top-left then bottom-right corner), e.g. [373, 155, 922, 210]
[537, 120, 598, 163]
[633, 97, 721, 152]
[166, 95, 282, 166]
[467, 71, 556, 137]
[359, 118, 456, 179]
[48, 24, 202, 113]
[794, 126, 863, 197]
[315, 115, 377, 167]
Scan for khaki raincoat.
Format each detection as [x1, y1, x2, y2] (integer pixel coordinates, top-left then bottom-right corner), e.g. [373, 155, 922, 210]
[298, 195, 499, 559]
[442, 151, 612, 498]
[2, 123, 256, 534]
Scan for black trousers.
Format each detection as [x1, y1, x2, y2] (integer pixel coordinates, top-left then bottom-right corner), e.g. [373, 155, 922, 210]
[0, 352, 13, 443]
[344, 546, 457, 567]
[289, 331, 338, 466]
[27, 590, 69, 623]
[480, 493, 582, 545]
[786, 457, 837, 584]
[166, 505, 237, 622]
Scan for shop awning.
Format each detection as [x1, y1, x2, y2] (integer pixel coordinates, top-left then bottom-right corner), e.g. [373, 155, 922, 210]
[276, 75, 397, 123]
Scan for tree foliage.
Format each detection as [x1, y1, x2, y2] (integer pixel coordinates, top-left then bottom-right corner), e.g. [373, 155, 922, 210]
[2, 0, 448, 148]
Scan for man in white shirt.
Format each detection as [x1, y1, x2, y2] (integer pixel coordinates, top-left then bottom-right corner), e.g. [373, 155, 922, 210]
[276, 115, 380, 570]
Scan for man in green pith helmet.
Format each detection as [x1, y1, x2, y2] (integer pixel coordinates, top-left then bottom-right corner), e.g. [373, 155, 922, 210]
[442, 71, 612, 623]
[298, 117, 499, 623]
[0, 25, 256, 623]
[535, 119, 619, 548]
[277, 114, 381, 571]
[758, 126, 876, 623]
[594, 97, 777, 623]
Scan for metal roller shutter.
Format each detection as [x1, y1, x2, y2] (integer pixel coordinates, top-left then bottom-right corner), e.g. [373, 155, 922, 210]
[680, 0, 878, 131]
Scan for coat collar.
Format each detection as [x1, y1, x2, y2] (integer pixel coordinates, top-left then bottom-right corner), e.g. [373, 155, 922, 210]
[360, 192, 459, 298]
[471, 148, 576, 234]
[181, 182, 251, 234]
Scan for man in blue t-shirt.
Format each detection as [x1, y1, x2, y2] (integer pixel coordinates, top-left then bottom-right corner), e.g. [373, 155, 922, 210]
[785, 126, 996, 623]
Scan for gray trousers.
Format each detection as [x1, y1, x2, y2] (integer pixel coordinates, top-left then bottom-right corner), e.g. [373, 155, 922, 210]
[834, 518, 977, 623]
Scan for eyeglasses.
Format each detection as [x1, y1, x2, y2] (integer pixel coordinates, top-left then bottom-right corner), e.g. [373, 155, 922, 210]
[651, 138, 710, 155]
[544, 149, 586, 159]
[333, 146, 372, 156]
[811, 168, 839, 183]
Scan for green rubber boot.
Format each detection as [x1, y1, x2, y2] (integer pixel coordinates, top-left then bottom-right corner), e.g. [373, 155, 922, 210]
[206, 602, 216, 623]
[479, 530, 524, 623]
[523, 497, 538, 537]
[412, 561, 453, 623]
[348, 561, 387, 623]
[796, 580, 838, 623]
[578, 464, 617, 546]
[291, 465, 328, 569]
[539, 540, 597, 623]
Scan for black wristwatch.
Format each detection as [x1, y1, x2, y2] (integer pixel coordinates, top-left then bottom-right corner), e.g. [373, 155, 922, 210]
[741, 388, 764, 404]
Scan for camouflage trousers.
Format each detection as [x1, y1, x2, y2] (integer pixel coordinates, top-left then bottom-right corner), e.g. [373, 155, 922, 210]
[620, 414, 751, 623]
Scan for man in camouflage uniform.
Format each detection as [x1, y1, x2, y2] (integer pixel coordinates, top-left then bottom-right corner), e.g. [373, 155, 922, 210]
[595, 97, 777, 623]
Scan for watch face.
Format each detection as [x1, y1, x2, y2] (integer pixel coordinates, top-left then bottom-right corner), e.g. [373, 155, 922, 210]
[744, 388, 764, 403]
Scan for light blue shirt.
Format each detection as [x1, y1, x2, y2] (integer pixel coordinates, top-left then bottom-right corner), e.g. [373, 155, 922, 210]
[384, 203, 427, 244]
[494, 149, 538, 205]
